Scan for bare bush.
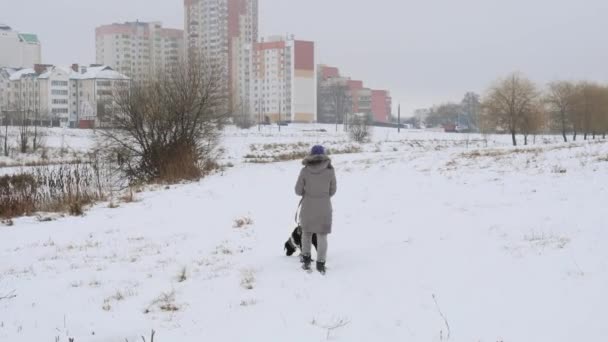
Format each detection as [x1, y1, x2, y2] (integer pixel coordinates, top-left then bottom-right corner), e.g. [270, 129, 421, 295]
[177, 266, 188, 282]
[240, 268, 256, 290]
[100, 57, 227, 184]
[0, 289, 16, 301]
[145, 291, 179, 314]
[0, 161, 113, 219]
[349, 116, 372, 143]
[233, 113, 255, 129]
[233, 216, 253, 228]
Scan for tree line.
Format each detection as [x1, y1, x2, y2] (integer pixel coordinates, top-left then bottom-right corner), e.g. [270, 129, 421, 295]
[412, 72, 608, 146]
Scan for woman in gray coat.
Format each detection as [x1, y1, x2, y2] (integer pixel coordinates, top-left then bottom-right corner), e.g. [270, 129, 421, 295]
[295, 145, 337, 273]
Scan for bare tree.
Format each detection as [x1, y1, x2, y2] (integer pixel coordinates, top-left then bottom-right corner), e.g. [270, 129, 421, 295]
[101, 57, 228, 183]
[546, 81, 576, 142]
[18, 96, 30, 154]
[232, 99, 254, 129]
[320, 82, 351, 132]
[572, 82, 601, 140]
[349, 114, 372, 143]
[483, 72, 539, 146]
[1, 109, 7, 157]
[461, 92, 481, 131]
[519, 100, 545, 145]
[600, 86, 608, 139]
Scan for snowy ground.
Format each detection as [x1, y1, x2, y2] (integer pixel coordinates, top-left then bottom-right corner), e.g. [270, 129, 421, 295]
[0, 127, 96, 172]
[1, 125, 607, 341]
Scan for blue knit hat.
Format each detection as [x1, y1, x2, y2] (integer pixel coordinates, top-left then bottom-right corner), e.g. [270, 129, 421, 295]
[310, 145, 325, 156]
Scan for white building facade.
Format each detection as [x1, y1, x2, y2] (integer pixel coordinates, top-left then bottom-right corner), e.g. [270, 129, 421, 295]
[96, 21, 184, 83]
[247, 36, 316, 123]
[0, 24, 41, 68]
[4, 65, 129, 128]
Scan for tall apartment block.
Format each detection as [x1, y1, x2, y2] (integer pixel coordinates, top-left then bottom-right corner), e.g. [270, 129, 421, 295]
[96, 21, 184, 83]
[0, 23, 41, 68]
[184, 0, 258, 113]
[247, 36, 316, 123]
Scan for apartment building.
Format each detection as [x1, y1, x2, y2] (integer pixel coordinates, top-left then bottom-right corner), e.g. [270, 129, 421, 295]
[185, 0, 258, 112]
[96, 21, 184, 83]
[71, 65, 130, 128]
[247, 36, 316, 123]
[4, 64, 129, 127]
[0, 23, 41, 68]
[317, 65, 392, 123]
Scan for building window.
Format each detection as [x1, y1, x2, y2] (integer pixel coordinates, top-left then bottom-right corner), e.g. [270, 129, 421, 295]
[51, 89, 69, 96]
[51, 80, 68, 87]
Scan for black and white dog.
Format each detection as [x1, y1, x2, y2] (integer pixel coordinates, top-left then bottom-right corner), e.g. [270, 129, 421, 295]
[284, 226, 317, 258]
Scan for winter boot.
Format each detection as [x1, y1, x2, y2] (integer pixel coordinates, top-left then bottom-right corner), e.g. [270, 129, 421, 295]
[302, 255, 312, 271]
[316, 261, 326, 274]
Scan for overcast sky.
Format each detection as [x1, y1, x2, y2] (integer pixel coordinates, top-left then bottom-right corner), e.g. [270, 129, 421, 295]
[4, 0, 608, 116]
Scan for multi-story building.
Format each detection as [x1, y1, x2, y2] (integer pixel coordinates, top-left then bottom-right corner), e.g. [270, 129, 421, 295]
[185, 0, 258, 113]
[71, 64, 130, 128]
[247, 36, 316, 123]
[96, 21, 184, 83]
[317, 65, 392, 123]
[317, 65, 352, 124]
[7, 68, 42, 123]
[371, 90, 392, 123]
[4, 64, 129, 128]
[0, 23, 41, 68]
[0, 67, 19, 118]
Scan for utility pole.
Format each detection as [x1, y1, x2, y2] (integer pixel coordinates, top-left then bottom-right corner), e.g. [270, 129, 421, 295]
[398, 103, 401, 133]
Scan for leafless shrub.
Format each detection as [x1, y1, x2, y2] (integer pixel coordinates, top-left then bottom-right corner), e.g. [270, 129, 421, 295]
[121, 187, 137, 203]
[551, 165, 567, 174]
[233, 216, 254, 229]
[311, 316, 351, 340]
[234, 113, 255, 129]
[0, 289, 16, 301]
[177, 267, 188, 283]
[349, 116, 372, 143]
[240, 268, 256, 290]
[145, 291, 179, 314]
[244, 143, 361, 163]
[432, 294, 451, 341]
[239, 299, 257, 307]
[0, 159, 115, 219]
[100, 56, 227, 184]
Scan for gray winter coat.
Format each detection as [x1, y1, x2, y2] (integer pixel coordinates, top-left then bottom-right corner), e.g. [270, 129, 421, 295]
[295, 154, 337, 234]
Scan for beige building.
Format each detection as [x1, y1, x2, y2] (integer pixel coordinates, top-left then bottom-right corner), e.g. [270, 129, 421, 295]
[71, 65, 130, 128]
[0, 68, 18, 118]
[185, 0, 258, 113]
[248, 36, 316, 123]
[0, 23, 41, 69]
[5, 65, 129, 128]
[96, 21, 184, 83]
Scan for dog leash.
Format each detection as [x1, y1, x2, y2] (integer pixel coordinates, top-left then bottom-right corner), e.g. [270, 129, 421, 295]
[294, 198, 303, 225]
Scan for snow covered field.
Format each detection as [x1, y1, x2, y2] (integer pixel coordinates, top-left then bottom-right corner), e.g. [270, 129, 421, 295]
[1, 125, 607, 341]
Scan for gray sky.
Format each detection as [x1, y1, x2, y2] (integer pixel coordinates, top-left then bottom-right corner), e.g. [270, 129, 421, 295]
[4, 0, 608, 116]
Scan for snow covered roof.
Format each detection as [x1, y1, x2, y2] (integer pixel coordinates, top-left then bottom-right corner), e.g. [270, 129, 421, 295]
[72, 66, 130, 80]
[38, 66, 72, 79]
[7, 65, 129, 81]
[0, 23, 11, 31]
[0, 67, 20, 76]
[9, 68, 36, 81]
